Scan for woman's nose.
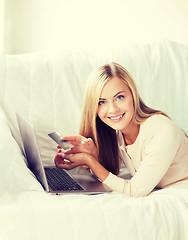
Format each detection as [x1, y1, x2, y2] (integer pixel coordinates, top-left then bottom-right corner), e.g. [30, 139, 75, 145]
[108, 101, 119, 113]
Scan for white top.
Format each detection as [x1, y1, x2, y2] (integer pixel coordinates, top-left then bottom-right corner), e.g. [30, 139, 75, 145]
[103, 114, 188, 197]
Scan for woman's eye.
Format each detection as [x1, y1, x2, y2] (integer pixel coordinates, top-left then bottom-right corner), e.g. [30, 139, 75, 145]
[117, 95, 124, 101]
[98, 100, 106, 105]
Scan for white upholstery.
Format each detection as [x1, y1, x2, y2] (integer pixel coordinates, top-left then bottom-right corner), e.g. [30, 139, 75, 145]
[0, 40, 188, 167]
[0, 40, 188, 240]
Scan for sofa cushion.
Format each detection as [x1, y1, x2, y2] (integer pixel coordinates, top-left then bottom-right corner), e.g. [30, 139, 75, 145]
[0, 40, 187, 166]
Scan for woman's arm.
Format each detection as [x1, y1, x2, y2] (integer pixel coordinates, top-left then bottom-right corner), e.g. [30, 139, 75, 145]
[55, 135, 109, 181]
[103, 122, 182, 197]
[54, 151, 109, 182]
[87, 156, 109, 182]
[55, 118, 182, 197]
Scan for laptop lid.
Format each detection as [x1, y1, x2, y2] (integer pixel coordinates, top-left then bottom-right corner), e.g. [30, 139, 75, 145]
[16, 113, 49, 191]
[16, 113, 111, 194]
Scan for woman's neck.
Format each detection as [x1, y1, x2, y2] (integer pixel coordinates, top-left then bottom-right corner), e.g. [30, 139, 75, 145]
[122, 123, 140, 146]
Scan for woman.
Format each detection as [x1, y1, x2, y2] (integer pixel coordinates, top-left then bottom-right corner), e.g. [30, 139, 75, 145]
[54, 62, 188, 197]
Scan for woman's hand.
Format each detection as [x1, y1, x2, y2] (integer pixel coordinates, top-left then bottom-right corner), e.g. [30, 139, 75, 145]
[54, 149, 94, 170]
[54, 135, 109, 182]
[61, 135, 98, 160]
[54, 150, 109, 182]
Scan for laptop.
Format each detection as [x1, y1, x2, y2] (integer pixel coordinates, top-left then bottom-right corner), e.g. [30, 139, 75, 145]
[16, 113, 111, 195]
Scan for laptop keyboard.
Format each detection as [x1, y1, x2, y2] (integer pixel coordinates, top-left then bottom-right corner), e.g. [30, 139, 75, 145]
[44, 167, 84, 191]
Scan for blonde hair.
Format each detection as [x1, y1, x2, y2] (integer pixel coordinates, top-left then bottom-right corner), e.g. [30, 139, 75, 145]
[79, 62, 167, 174]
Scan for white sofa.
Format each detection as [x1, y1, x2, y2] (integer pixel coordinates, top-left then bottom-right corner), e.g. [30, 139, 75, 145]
[0, 40, 188, 240]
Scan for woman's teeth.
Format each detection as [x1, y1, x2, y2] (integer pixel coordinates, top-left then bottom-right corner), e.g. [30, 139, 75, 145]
[109, 114, 124, 120]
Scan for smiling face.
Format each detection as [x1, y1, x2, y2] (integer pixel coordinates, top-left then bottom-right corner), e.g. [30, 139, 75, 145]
[97, 76, 135, 134]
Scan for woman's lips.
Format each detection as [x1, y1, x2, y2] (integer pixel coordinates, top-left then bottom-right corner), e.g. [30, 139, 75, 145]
[108, 113, 125, 122]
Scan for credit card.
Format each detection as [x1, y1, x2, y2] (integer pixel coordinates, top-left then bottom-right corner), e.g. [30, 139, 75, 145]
[48, 132, 73, 151]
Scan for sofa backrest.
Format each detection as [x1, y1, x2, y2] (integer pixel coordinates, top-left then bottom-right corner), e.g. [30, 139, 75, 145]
[0, 40, 187, 166]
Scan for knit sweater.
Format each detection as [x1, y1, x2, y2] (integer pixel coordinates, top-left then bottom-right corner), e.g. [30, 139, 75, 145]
[103, 114, 188, 197]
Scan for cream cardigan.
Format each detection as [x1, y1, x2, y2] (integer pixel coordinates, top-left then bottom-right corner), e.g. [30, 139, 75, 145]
[103, 114, 188, 197]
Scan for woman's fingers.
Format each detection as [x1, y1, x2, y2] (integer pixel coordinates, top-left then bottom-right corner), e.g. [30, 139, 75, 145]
[54, 153, 69, 167]
[82, 138, 93, 145]
[54, 152, 81, 170]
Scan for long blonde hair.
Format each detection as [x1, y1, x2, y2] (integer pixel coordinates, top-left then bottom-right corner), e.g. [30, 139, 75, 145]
[79, 62, 167, 174]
